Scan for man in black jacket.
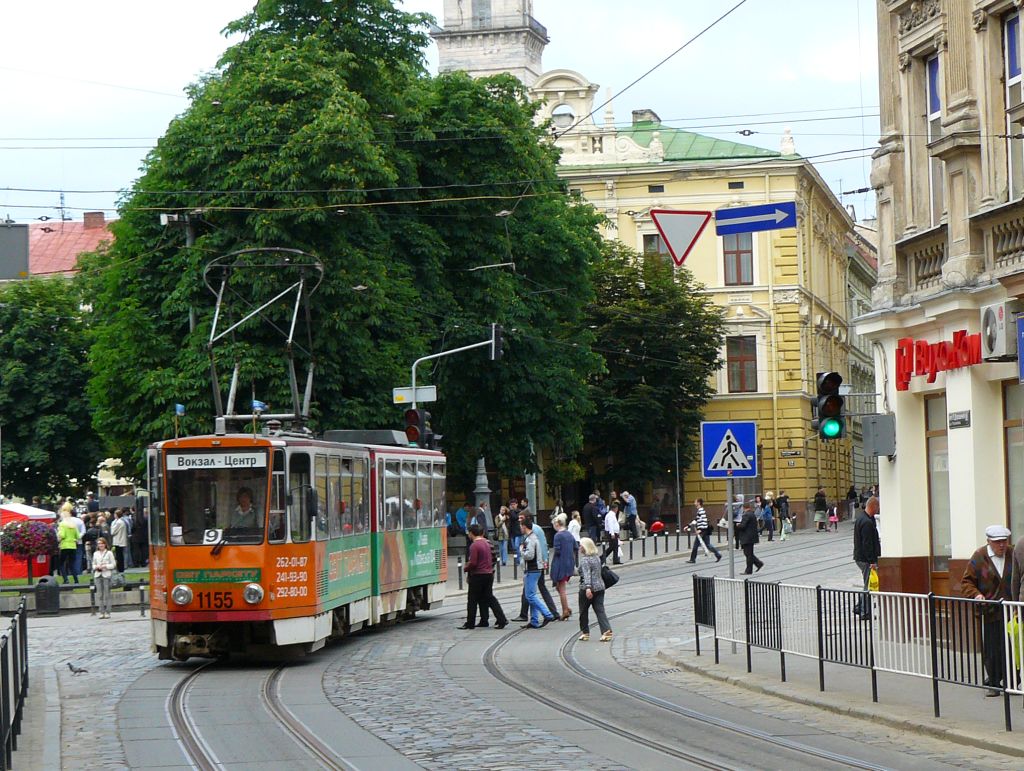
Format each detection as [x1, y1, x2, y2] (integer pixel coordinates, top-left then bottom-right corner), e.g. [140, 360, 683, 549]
[853, 496, 881, 619]
[736, 500, 763, 574]
[581, 495, 600, 543]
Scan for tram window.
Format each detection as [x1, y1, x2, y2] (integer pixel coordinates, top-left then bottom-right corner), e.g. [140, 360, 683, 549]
[328, 455, 343, 539]
[340, 457, 354, 536]
[269, 450, 286, 544]
[289, 452, 312, 544]
[315, 455, 329, 541]
[401, 461, 417, 530]
[385, 461, 401, 530]
[353, 458, 367, 534]
[432, 464, 446, 528]
[149, 452, 166, 546]
[416, 462, 431, 528]
[165, 451, 268, 545]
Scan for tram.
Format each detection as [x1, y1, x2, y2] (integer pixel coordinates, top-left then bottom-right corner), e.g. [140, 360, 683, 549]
[147, 425, 448, 660]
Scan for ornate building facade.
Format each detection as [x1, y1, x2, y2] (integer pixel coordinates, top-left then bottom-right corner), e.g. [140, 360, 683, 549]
[859, 0, 1024, 594]
[432, 0, 876, 519]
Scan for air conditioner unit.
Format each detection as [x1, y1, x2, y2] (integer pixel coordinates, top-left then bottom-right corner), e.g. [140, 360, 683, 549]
[980, 300, 1021, 360]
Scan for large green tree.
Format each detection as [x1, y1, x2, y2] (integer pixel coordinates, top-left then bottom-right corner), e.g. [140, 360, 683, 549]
[584, 242, 724, 487]
[0, 278, 103, 497]
[82, 0, 602, 480]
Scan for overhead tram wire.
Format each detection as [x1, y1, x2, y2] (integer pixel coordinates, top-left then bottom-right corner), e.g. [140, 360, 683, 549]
[554, 0, 751, 141]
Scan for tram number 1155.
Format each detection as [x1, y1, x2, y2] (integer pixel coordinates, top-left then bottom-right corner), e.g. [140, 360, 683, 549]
[196, 591, 234, 609]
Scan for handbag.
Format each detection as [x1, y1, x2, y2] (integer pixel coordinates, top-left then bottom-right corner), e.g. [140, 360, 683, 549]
[716, 517, 729, 530]
[600, 564, 619, 589]
[111, 572, 126, 589]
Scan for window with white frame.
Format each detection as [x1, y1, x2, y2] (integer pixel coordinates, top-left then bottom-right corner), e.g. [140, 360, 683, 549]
[926, 53, 944, 225]
[723, 233, 753, 286]
[1006, 13, 1024, 199]
[726, 335, 758, 393]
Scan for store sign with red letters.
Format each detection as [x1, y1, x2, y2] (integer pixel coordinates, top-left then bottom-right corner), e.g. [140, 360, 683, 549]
[895, 330, 982, 391]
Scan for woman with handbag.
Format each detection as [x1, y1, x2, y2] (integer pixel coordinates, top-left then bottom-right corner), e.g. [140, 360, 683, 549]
[494, 506, 510, 566]
[92, 537, 117, 619]
[576, 537, 613, 642]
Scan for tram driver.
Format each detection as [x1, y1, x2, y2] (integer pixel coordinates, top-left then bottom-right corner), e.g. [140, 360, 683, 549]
[232, 487, 259, 530]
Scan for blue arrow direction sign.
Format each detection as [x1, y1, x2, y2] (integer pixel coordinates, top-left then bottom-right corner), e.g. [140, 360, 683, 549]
[715, 201, 797, 236]
[701, 421, 758, 479]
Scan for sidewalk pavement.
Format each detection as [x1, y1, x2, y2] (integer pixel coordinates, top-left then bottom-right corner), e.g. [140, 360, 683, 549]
[659, 612, 1024, 758]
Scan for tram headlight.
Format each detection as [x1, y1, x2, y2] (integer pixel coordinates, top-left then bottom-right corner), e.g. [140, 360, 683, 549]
[171, 585, 193, 606]
[243, 583, 265, 605]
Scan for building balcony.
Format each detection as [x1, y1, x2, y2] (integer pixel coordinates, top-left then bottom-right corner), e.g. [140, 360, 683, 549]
[896, 224, 947, 294]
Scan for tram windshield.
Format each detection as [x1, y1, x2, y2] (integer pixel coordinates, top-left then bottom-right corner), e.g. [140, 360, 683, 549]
[165, 450, 269, 545]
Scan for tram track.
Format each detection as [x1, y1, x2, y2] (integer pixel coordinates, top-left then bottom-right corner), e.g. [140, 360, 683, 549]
[168, 660, 355, 770]
[480, 549, 894, 771]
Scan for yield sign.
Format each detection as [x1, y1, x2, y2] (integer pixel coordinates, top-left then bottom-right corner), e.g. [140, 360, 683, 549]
[650, 209, 712, 266]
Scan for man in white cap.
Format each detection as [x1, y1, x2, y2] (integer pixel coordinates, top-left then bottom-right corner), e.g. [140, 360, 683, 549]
[961, 525, 1013, 696]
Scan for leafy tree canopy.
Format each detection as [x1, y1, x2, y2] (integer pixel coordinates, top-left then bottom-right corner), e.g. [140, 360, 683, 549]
[584, 242, 724, 487]
[82, 0, 603, 483]
[0, 278, 103, 497]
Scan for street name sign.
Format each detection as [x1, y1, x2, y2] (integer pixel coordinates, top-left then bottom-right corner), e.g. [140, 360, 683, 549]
[715, 201, 797, 236]
[650, 209, 712, 266]
[701, 421, 758, 479]
[393, 385, 437, 404]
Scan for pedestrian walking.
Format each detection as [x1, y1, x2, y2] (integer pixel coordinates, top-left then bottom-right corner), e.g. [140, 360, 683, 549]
[549, 514, 577, 620]
[111, 510, 129, 574]
[518, 517, 555, 629]
[775, 490, 790, 533]
[852, 496, 881, 620]
[622, 491, 639, 541]
[603, 502, 622, 565]
[846, 485, 859, 520]
[686, 498, 722, 564]
[458, 524, 508, 629]
[568, 511, 582, 544]
[582, 494, 599, 544]
[736, 500, 763, 574]
[508, 500, 521, 562]
[812, 488, 829, 533]
[828, 505, 840, 532]
[57, 508, 81, 584]
[577, 537, 613, 642]
[92, 537, 116, 618]
[961, 525, 1013, 696]
[759, 496, 775, 542]
[494, 506, 510, 566]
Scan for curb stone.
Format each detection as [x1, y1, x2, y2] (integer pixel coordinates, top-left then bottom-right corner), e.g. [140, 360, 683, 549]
[657, 648, 1024, 759]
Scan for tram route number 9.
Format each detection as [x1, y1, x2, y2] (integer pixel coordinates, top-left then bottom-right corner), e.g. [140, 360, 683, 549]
[276, 556, 309, 568]
[196, 591, 234, 609]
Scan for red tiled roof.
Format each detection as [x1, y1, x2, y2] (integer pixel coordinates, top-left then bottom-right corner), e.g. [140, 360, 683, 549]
[29, 216, 115, 276]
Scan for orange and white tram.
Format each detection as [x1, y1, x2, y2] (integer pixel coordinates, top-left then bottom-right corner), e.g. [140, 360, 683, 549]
[147, 427, 448, 660]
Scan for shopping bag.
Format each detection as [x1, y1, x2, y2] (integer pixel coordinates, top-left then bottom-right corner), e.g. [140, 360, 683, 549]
[867, 567, 879, 592]
[1008, 617, 1022, 671]
[600, 564, 619, 588]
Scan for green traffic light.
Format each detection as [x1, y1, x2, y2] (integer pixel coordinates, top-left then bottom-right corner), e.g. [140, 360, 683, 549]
[821, 418, 842, 438]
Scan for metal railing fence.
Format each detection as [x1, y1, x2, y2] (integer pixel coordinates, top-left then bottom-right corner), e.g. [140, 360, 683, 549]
[0, 599, 29, 770]
[693, 576, 1024, 731]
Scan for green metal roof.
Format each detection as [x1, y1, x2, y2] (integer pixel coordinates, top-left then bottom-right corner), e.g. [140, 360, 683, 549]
[623, 120, 785, 162]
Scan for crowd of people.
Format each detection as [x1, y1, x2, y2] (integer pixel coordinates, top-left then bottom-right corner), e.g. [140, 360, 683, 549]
[459, 491, 630, 643]
[34, 493, 148, 601]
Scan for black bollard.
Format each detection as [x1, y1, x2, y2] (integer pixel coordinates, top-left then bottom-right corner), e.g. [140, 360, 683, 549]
[496, 560, 502, 585]
[629, 540, 634, 560]
[513, 561, 519, 581]
[676, 530, 680, 552]
[139, 584, 147, 617]
[89, 583, 97, 616]
[664, 532, 669, 553]
[642, 537, 647, 558]
[654, 535, 659, 556]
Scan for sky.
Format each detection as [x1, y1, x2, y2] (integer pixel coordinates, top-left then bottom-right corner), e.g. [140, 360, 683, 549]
[0, 0, 879, 225]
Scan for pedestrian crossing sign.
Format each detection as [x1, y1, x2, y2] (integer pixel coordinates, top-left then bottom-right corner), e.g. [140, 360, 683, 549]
[700, 421, 758, 479]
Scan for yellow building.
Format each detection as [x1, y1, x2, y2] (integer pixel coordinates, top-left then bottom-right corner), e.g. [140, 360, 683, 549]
[434, 1, 876, 519]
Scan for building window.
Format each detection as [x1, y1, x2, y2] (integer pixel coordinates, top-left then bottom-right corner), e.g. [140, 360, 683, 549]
[647, 184, 665, 193]
[643, 233, 673, 268]
[1006, 13, 1024, 199]
[726, 336, 757, 393]
[1005, 382, 1024, 536]
[471, 0, 491, 28]
[926, 54, 944, 225]
[723, 233, 753, 285]
[925, 395, 950, 573]
[728, 181, 745, 190]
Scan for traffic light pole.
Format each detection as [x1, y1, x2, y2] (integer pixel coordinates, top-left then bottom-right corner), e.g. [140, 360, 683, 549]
[409, 326, 501, 408]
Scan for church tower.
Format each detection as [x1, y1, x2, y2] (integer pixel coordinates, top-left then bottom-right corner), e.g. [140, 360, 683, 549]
[431, 0, 549, 86]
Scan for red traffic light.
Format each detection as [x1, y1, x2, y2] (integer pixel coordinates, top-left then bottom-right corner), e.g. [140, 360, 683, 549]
[404, 408, 422, 444]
